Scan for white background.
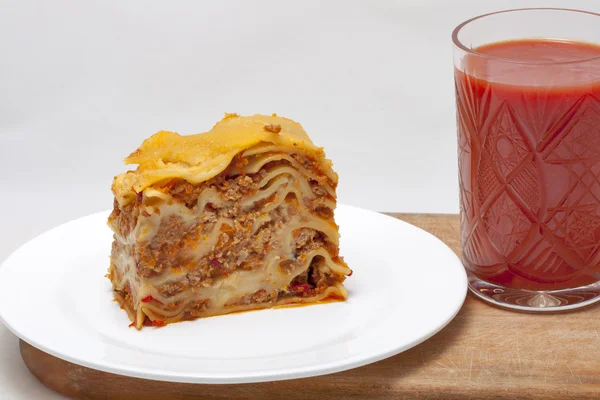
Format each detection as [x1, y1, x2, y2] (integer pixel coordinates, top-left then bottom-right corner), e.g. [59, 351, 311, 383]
[1, 1, 599, 398]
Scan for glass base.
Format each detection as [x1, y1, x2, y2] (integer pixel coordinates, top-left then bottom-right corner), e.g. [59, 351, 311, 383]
[467, 271, 600, 311]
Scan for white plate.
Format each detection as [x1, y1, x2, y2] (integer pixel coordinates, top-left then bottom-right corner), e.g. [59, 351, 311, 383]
[0, 204, 466, 384]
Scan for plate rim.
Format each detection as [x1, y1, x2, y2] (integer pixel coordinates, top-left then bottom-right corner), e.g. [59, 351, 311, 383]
[0, 204, 467, 384]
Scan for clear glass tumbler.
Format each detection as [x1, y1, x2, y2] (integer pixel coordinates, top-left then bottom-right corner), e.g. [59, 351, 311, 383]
[453, 8, 600, 310]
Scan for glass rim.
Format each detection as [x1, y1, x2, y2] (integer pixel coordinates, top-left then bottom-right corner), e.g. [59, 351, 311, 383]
[452, 8, 600, 65]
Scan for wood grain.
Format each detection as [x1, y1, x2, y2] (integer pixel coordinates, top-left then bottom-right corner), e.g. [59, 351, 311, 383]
[19, 213, 600, 399]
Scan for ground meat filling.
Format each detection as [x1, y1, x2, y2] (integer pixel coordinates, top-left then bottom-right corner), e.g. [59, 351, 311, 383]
[109, 198, 140, 237]
[152, 154, 334, 212]
[227, 255, 345, 307]
[182, 299, 210, 320]
[230, 289, 278, 306]
[227, 255, 344, 307]
[136, 216, 201, 277]
[158, 172, 262, 209]
[276, 228, 345, 298]
[111, 152, 341, 301]
[153, 220, 340, 300]
[286, 256, 344, 296]
[291, 153, 337, 190]
[154, 210, 283, 298]
[293, 229, 336, 263]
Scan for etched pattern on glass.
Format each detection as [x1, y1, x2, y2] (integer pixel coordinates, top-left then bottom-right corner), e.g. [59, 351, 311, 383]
[457, 75, 600, 284]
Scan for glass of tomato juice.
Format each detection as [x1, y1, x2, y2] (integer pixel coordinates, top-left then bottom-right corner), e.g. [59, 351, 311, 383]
[453, 8, 600, 310]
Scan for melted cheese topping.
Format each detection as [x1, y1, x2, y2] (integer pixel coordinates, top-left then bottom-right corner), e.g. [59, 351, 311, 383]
[112, 114, 336, 204]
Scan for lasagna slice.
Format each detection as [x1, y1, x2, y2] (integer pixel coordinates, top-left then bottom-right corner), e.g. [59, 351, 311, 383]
[107, 113, 351, 329]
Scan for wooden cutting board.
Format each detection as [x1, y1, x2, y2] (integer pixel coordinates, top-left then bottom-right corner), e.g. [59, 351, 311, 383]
[19, 214, 600, 399]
